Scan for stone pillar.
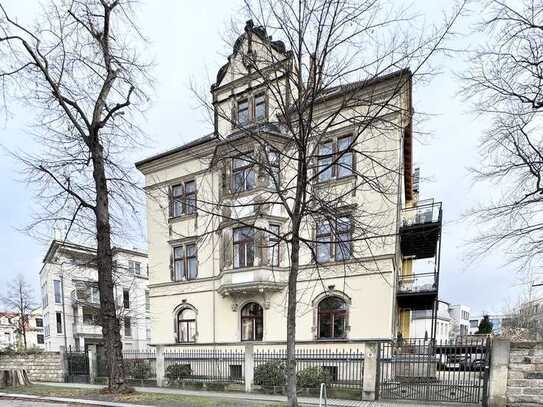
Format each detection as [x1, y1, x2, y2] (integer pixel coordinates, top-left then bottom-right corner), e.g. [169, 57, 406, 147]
[244, 343, 254, 393]
[88, 349, 96, 384]
[156, 345, 165, 387]
[362, 342, 378, 401]
[488, 338, 510, 407]
[59, 346, 68, 381]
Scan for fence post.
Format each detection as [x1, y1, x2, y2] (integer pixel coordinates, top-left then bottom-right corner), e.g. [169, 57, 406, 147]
[88, 349, 96, 384]
[156, 345, 165, 387]
[59, 346, 68, 382]
[362, 341, 378, 401]
[487, 338, 510, 407]
[244, 343, 254, 393]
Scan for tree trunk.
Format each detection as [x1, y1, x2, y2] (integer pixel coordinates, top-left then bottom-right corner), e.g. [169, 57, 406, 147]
[286, 235, 300, 407]
[90, 137, 127, 391]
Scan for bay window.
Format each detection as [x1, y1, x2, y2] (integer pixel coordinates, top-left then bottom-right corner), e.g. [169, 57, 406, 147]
[233, 226, 255, 268]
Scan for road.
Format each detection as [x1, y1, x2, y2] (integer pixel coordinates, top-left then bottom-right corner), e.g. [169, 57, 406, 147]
[0, 398, 94, 406]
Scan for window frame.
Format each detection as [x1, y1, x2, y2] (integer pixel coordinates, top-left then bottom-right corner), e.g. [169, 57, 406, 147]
[317, 297, 347, 340]
[234, 93, 268, 127]
[268, 224, 280, 267]
[124, 316, 132, 337]
[316, 134, 355, 182]
[55, 312, 63, 335]
[177, 308, 196, 343]
[123, 288, 130, 309]
[233, 226, 256, 269]
[170, 180, 198, 218]
[35, 318, 43, 328]
[37, 334, 44, 344]
[53, 280, 62, 304]
[232, 152, 256, 193]
[254, 92, 267, 122]
[315, 216, 353, 263]
[241, 302, 263, 341]
[172, 243, 198, 281]
[237, 98, 250, 126]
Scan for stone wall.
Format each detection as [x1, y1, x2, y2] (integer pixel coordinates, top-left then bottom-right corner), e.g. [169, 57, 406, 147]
[0, 352, 65, 383]
[506, 341, 543, 406]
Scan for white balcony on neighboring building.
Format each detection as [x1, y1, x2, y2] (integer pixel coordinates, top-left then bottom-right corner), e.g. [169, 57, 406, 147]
[72, 321, 102, 338]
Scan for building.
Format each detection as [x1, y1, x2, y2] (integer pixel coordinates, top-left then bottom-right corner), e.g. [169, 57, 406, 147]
[449, 304, 471, 337]
[136, 21, 442, 347]
[410, 300, 451, 342]
[40, 240, 150, 352]
[468, 314, 507, 336]
[0, 309, 44, 350]
[0, 312, 18, 349]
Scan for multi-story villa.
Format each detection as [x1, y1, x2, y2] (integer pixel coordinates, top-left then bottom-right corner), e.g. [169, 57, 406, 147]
[449, 304, 471, 337]
[410, 300, 451, 342]
[40, 240, 151, 352]
[136, 21, 442, 347]
[0, 309, 44, 350]
[0, 312, 18, 349]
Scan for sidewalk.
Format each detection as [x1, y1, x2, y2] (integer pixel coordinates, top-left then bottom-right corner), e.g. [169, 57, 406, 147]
[31, 382, 475, 407]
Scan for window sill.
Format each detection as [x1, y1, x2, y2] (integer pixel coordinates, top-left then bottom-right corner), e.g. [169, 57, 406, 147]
[315, 174, 356, 187]
[168, 214, 197, 224]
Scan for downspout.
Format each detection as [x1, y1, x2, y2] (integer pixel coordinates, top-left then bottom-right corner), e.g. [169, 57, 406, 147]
[60, 268, 68, 351]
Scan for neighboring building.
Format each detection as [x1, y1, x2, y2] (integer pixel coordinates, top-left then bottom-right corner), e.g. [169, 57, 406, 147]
[410, 300, 451, 342]
[136, 21, 442, 347]
[449, 304, 471, 337]
[0, 312, 18, 349]
[0, 308, 44, 350]
[40, 240, 150, 352]
[468, 314, 507, 336]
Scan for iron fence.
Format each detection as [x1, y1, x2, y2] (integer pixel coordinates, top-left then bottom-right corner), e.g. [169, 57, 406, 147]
[164, 348, 245, 385]
[254, 348, 364, 392]
[123, 349, 157, 386]
[377, 337, 490, 404]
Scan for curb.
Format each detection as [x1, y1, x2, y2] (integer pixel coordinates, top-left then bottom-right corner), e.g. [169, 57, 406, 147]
[0, 392, 154, 407]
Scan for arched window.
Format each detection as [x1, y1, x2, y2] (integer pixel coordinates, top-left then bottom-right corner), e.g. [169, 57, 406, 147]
[177, 308, 196, 343]
[241, 302, 263, 341]
[318, 297, 347, 339]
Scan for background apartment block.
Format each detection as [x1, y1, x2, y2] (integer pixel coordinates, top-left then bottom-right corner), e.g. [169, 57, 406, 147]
[40, 240, 150, 352]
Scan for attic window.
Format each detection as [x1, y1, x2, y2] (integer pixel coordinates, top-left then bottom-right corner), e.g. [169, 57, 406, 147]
[238, 99, 249, 126]
[255, 93, 266, 121]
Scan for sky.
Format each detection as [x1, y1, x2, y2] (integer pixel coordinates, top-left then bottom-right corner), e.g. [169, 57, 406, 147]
[0, 0, 539, 316]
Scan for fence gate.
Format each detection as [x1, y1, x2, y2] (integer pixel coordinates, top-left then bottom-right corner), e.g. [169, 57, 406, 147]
[65, 350, 90, 383]
[377, 338, 490, 404]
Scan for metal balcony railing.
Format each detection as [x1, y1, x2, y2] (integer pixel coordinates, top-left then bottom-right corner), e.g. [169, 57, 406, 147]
[401, 199, 442, 228]
[397, 272, 437, 295]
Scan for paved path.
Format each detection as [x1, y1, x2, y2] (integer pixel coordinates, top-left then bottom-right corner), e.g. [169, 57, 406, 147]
[35, 382, 477, 407]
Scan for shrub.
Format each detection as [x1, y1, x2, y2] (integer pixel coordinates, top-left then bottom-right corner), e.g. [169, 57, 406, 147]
[126, 360, 152, 380]
[165, 364, 192, 381]
[296, 366, 331, 389]
[254, 361, 286, 387]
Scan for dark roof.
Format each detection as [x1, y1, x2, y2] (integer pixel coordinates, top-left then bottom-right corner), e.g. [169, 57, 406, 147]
[135, 133, 217, 169]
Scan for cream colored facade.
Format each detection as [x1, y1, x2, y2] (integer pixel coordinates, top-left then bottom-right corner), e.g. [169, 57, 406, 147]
[137, 22, 434, 349]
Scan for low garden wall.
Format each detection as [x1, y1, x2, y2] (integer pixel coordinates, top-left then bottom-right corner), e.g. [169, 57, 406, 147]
[506, 341, 543, 406]
[0, 351, 65, 383]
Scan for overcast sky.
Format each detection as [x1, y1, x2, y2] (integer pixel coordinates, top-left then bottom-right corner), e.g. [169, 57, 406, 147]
[0, 0, 539, 316]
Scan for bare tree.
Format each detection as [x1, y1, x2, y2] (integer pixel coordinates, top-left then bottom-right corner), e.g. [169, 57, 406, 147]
[141, 1, 463, 405]
[461, 0, 543, 274]
[2, 275, 36, 350]
[0, 0, 150, 391]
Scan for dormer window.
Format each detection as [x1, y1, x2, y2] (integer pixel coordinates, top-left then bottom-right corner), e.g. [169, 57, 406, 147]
[235, 92, 267, 127]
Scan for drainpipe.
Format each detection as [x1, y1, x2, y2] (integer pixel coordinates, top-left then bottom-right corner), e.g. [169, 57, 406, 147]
[60, 266, 68, 351]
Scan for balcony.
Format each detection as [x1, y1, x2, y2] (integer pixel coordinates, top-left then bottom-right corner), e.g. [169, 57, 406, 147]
[400, 200, 442, 259]
[218, 267, 288, 297]
[396, 272, 438, 309]
[71, 288, 100, 306]
[72, 321, 102, 338]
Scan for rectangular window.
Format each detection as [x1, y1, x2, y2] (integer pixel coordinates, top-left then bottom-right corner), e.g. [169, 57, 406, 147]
[44, 313, 49, 337]
[35, 318, 43, 328]
[254, 93, 266, 121]
[237, 98, 249, 126]
[41, 283, 48, 308]
[56, 312, 62, 334]
[37, 334, 44, 344]
[123, 289, 130, 309]
[173, 244, 198, 281]
[82, 307, 99, 325]
[267, 149, 280, 185]
[268, 224, 280, 267]
[145, 291, 150, 312]
[124, 317, 132, 337]
[128, 261, 141, 275]
[316, 222, 333, 262]
[318, 142, 333, 181]
[316, 217, 353, 263]
[335, 217, 352, 261]
[170, 180, 197, 217]
[317, 135, 354, 181]
[232, 153, 256, 193]
[53, 280, 62, 304]
[233, 227, 255, 268]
